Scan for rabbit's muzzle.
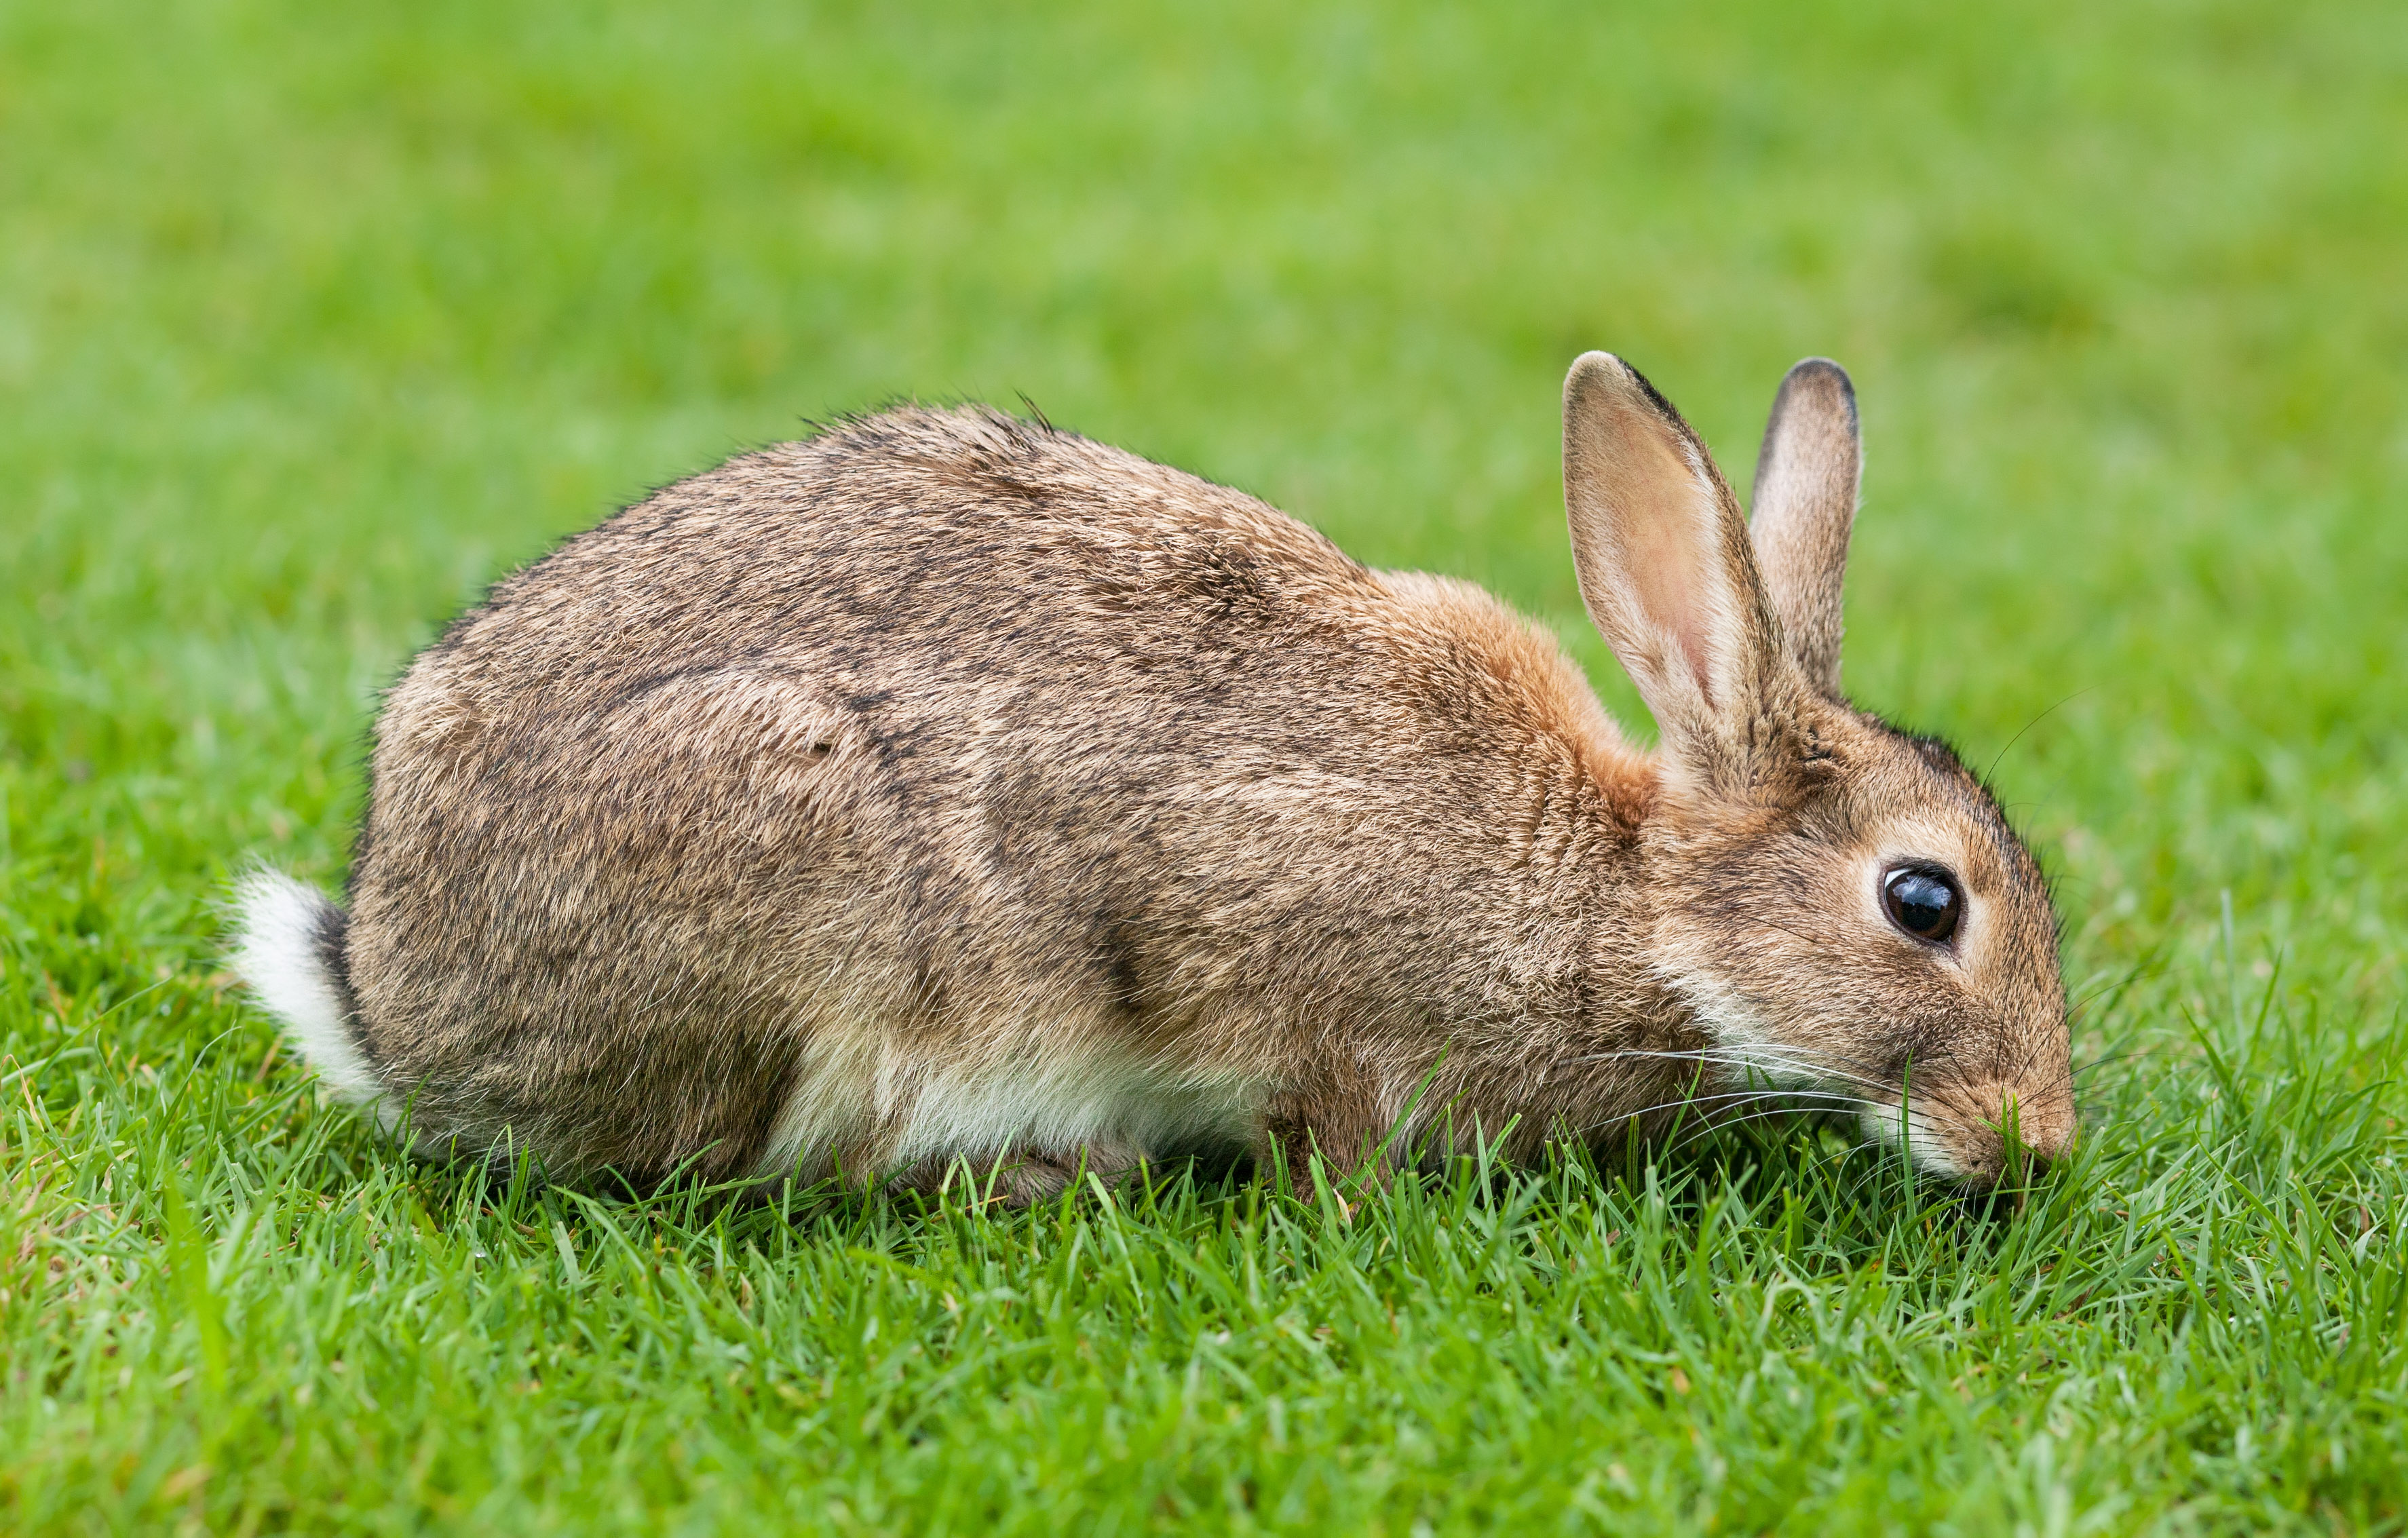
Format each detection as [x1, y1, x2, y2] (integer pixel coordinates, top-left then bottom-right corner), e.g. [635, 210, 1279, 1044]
[1874, 1073, 2076, 1189]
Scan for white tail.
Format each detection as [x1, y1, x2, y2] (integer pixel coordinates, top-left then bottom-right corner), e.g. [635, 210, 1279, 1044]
[230, 868, 389, 1115]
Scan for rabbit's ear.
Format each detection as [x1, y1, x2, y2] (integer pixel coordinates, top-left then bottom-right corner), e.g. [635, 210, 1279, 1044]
[1562, 353, 1785, 771]
[1748, 358, 1859, 698]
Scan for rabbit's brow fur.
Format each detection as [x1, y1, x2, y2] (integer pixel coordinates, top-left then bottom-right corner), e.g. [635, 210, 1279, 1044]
[235, 355, 2073, 1197]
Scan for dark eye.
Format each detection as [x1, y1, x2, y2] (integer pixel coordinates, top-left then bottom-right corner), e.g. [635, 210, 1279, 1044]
[1881, 866, 1962, 944]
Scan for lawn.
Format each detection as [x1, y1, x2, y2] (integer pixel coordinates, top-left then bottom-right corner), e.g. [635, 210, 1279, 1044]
[4, 0, 2406, 1531]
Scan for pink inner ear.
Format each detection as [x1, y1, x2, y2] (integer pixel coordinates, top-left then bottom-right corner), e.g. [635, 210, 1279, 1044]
[1621, 452, 1719, 710]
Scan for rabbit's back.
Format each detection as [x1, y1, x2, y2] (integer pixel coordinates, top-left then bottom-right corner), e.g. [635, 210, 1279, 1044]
[343, 407, 1642, 1183]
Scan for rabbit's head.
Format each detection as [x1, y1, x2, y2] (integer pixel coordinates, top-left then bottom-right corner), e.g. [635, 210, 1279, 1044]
[1564, 354, 2072, 1187]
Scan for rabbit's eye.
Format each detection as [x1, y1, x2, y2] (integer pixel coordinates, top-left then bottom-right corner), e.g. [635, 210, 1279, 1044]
[1881, 866, 1962, 944]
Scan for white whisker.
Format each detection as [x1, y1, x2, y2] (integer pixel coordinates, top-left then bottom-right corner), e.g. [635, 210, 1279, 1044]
[1563, 1046, 1900, 1098]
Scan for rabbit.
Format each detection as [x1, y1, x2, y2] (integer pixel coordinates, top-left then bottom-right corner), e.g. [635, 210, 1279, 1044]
[233, 353, 2075, 1199]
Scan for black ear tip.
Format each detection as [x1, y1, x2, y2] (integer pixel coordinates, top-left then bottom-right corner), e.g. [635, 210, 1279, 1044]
[1620, 360, 1680, 422]
[1565, 351, 1686, 429]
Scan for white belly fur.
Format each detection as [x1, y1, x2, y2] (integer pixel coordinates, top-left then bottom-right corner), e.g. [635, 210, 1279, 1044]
[753, 1019, 1269, 1180]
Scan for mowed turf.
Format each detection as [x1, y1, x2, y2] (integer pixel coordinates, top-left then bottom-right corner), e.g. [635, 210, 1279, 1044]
[4, 1, 2406, 1531]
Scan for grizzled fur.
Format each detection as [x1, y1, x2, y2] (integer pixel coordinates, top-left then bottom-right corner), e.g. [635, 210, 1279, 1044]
[235, 355, 2075, 1195]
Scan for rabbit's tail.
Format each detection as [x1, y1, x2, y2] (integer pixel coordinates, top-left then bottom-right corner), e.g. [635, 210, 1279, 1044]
[231, 868, 391, 1114]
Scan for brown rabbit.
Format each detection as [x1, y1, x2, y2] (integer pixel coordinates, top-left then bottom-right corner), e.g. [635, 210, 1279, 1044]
[233, 355, 2074, 1197]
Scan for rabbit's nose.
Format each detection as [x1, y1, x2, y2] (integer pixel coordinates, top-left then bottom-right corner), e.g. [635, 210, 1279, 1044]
[2006, 1140, 2058, 1182]
[1998, 1094, 2075, 1178]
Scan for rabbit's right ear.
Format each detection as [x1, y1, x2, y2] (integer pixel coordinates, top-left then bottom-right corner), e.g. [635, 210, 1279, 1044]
[1748, 358, 1860, 698]
[1562, 353, 1784, 777]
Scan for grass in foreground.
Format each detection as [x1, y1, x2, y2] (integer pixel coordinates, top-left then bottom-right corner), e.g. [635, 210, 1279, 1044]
[4, 0, 2406, 1531]
[7, 978, 2406, 1531]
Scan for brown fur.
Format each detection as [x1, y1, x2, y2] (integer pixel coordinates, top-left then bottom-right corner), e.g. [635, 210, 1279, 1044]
[237, 355, 2073, 1196]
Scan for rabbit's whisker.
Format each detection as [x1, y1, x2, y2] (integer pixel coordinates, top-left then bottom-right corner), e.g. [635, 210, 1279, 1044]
[1561, 1045, 1900, 1096]
[1580, 1087, 1888, 1141]
[1654, 1102, 1926, 1166]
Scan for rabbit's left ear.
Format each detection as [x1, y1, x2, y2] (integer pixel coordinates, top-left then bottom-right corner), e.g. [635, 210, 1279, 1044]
[1748, 358, 1860, 699]
[1561, 353, 1787, 779]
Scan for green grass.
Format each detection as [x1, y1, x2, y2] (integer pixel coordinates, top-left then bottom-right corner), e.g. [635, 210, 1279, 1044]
[5, 0, 2406, 1530]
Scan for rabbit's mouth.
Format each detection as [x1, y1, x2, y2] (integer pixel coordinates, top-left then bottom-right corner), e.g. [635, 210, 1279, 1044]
[1857, 1081, 2074, 1188]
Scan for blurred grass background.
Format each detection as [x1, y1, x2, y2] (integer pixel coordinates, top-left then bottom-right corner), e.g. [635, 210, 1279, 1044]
[3, 1, 2405, 1532]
